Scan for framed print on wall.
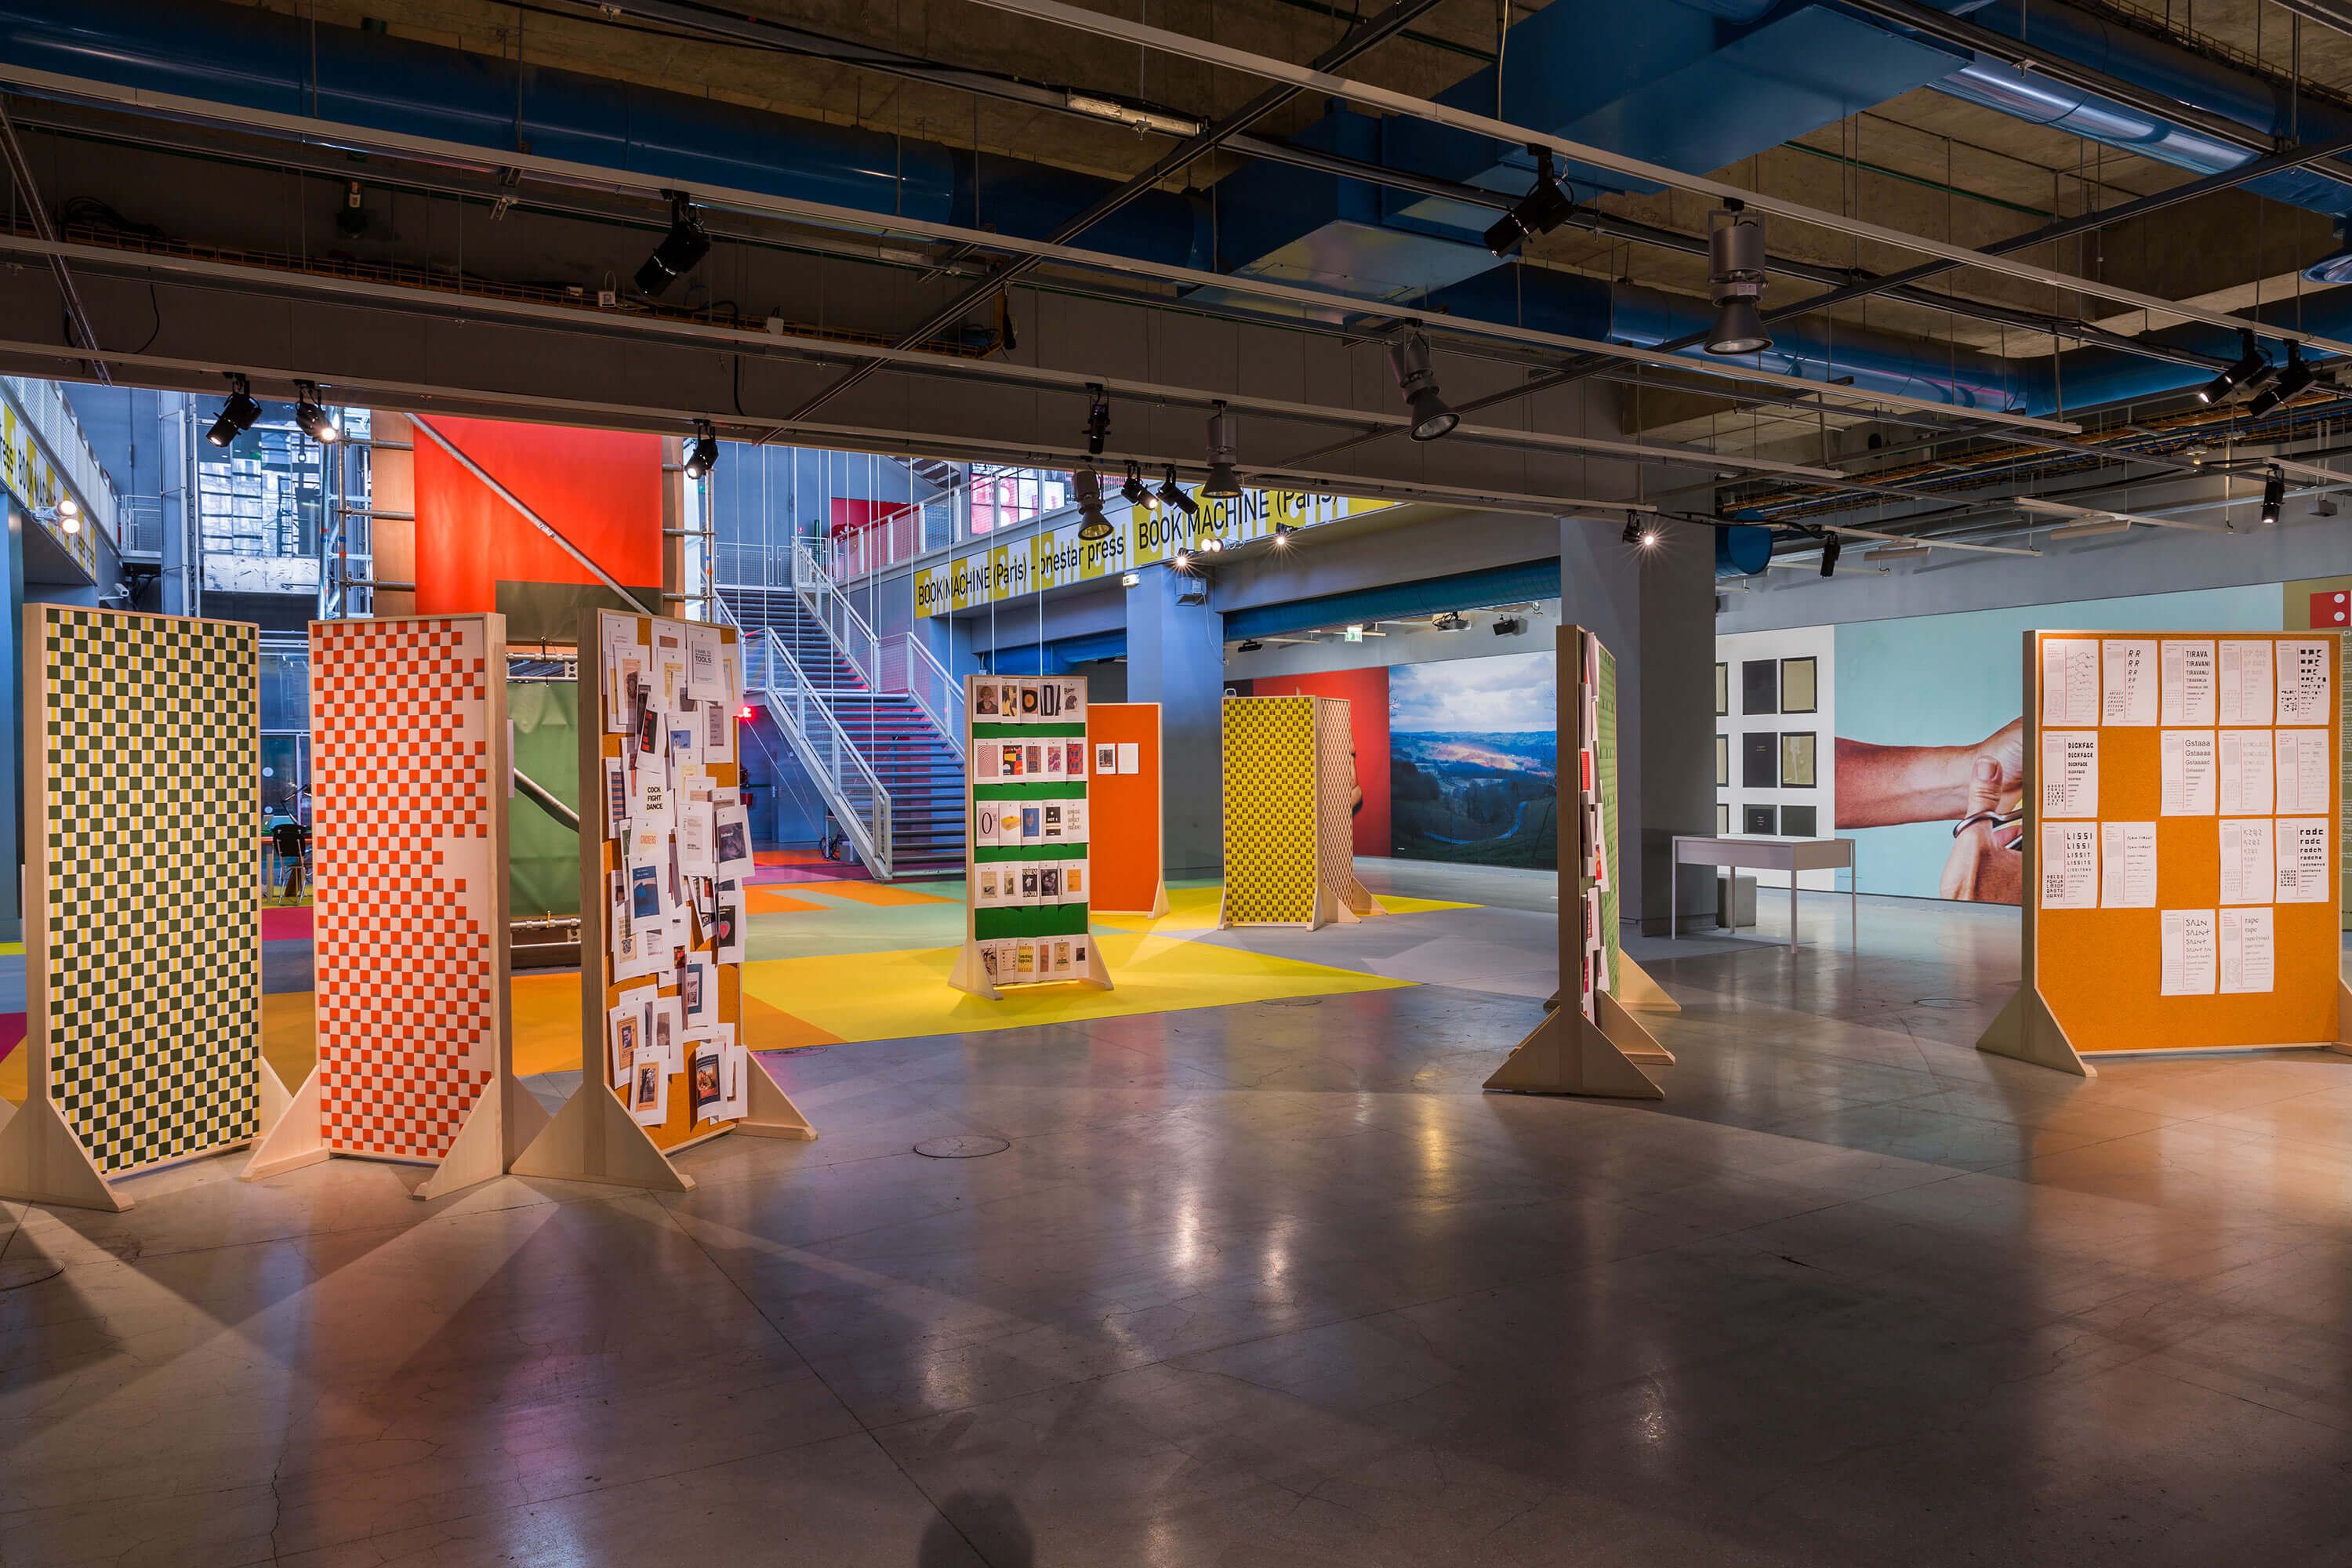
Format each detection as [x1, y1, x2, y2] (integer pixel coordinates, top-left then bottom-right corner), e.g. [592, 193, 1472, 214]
[1715, 662, 1729, 717]
[1781, 804, 1818, 837]
[1744, 804, 1777, 835]
[1743, 731, 1778, 788]
[1742, 659, 1779, 716]
[1780, 731, 1817, 788]
[1716, 802, 1731, 834]
[1780, 656, 1819, 713]
[1715, 734, 1730, 787]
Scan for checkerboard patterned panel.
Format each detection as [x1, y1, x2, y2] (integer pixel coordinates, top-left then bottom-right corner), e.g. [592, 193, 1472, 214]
[311, 619, 497, 1159]
[1221, 697, 1318, 924]
[41, 606, 260, 1172]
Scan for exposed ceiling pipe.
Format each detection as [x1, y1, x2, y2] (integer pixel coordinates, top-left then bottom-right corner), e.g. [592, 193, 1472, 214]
[764, 0, 1450, 434]
[0, 96, 107, 385]
[2271, 0, 2352, 42]
[959, 0, 2352, 356]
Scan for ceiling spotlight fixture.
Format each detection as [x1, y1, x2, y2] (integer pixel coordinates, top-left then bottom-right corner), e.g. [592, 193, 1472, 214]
[1156, 465, 1200, 519]
[1199, 532, 1225, 553]
[1621, 515, 1659, 548]
[1492, 615, 1524, 636]
[1817, 531, 1842, 579]
[2246, 345, 2314, 417]
[635, 192, 712, 296]
[1120, 569, 1142, 588]
[2197, 330, 2267, 405]
[1387, 328, 1459, 441]
[2260, 466, 2285, 526]
[1203, 402, 1243, 498]
[1482, 145, 1575, 257]
[1173, 549, 1193, 572]
[1705, 206, 1773, 356]
[1074, 467, 1114, 541]
[1432, 612, 1467, 631]
[205, 372, 260, 448]
[683, 420, 719, 480]
[1120, 461, 1150, 507]
[1084, 384, 1110, 456]
[1271, 521, 1295, 549]
[1237, 638, 1265, 652]
[293, 382, 340, 444]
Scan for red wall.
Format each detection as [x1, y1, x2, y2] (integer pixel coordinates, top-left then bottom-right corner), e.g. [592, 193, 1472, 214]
[413, 416, 663, 628]
[1243, 667, 1391, 856]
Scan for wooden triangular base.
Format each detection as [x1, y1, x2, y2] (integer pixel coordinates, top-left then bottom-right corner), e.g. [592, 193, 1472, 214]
[240, 1068, 329, 1181]
[1483, 1003, 1663, 1099]
[1614, 954, 1680, 1013]
[413, 1074, 555, 1200]
[1600, 992, 1675, 1065]
[510, 1080, 696, 1192]
[731, 1055, 819, 1141]
[1974, 984, 2092, 1077]
[0, 1093, 127, 1211]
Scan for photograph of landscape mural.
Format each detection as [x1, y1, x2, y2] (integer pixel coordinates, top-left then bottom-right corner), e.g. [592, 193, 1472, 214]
[1388, 649, 1558, 867]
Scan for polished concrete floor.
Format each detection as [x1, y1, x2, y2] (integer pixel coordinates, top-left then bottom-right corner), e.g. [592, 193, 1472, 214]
[6, 880, 2352, 1565]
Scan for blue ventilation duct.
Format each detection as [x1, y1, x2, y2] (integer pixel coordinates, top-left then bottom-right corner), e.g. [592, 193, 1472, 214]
[6, 0, 2351, 424]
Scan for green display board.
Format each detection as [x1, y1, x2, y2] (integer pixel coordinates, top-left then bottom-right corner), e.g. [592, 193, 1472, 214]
[508, 679, 580, 919]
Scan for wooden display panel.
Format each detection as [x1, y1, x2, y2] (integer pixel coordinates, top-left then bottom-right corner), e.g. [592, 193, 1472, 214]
[1485, 626, 1669, 1100]
[242, 615, 548, 1200]
[1086, 702, 1168, 917]
[512, 610, 813, 1192]
[950, 674, 1112, 997]
[1981, 628, 2351, 1075]
[0, 605, 289, 1210]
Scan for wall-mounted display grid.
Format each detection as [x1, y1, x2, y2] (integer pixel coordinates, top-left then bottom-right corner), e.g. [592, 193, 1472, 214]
[1981, 629, 2350, 1076]
[0, 606, 284, 1211]
[241, 615, 547, 1199]
[949, 674, 1112, 996]
[1486, 626, 1675, 1100]
[1086, 702, 1168, 917]
[511, 610, 813, 1192]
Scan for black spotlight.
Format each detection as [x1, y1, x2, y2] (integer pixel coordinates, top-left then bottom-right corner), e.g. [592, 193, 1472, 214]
[1120, 460, 1150, 507]
[293, 381, 340, 444]
[1237, 638, 1264, 652]
[1492, 615, 1524, 636]
[2260, 466, 2285, 526]
[2247, 344, 2314, 417]
[636, 193, 712, 296]
[683, 419, 719, 481]
[1620, 516, 1644, 545]
[1388, 328, 1458, 441]
[2198, 330, 2267, 405]
[1818, 531, 1842, 579]
[1483, 146, 1575, 257]
[1084, 385, 1110, 457]
[1157, 463, 1199, 520]
[1705, 208, 1772, 356]
[1203, 401, 1243, 498]
[205, 373, 260, 448]
[1074, 468, 1114, 541]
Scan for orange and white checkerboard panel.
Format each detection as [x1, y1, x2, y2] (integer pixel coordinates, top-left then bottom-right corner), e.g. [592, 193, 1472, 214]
[310, 619, 496, 1160]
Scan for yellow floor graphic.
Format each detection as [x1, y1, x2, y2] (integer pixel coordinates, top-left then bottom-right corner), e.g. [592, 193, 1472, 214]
[739, 928, 1412, 1045]
[1094, 885, 1474, 933]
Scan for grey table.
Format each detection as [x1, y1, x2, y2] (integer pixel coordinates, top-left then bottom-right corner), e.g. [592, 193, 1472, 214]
[1670, 835, 1858, 954]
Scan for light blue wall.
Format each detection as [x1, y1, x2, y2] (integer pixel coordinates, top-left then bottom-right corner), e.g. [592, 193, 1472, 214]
[1834, 583, 2281, 897]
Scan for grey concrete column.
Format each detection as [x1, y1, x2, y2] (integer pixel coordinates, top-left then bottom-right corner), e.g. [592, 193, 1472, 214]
[1125, 564, 1224, 877]
[1560, 515, 1716, 935]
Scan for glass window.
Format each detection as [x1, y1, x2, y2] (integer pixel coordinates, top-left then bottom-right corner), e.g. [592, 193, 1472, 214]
[1780, 731, 1817, 788]
[1781, 656, 1818, 713]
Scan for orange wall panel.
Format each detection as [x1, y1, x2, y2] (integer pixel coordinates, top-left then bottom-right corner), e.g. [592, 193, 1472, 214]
[1088, 703, 1163, 913]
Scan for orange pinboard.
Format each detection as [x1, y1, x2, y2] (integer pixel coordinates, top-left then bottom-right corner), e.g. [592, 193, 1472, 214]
[2027, 630, 2344, 1054]
[1087, 703, 1165, 915]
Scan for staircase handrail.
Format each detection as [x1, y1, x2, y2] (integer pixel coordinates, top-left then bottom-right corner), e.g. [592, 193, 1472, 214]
[713, 596, 894, 879]
[900, 632, 966, 760]
[790, 538, 882, 692]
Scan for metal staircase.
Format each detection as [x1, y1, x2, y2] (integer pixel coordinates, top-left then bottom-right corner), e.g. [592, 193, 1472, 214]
[720, 546, 967, 880]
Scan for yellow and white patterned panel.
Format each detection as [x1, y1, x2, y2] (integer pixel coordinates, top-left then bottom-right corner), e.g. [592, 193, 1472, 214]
[1221, 697, 1319, 924]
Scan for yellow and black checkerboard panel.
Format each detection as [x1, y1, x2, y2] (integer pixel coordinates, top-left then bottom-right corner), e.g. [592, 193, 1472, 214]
[1221, 696, 1318, 924]
[42, 607, 260, 1173]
